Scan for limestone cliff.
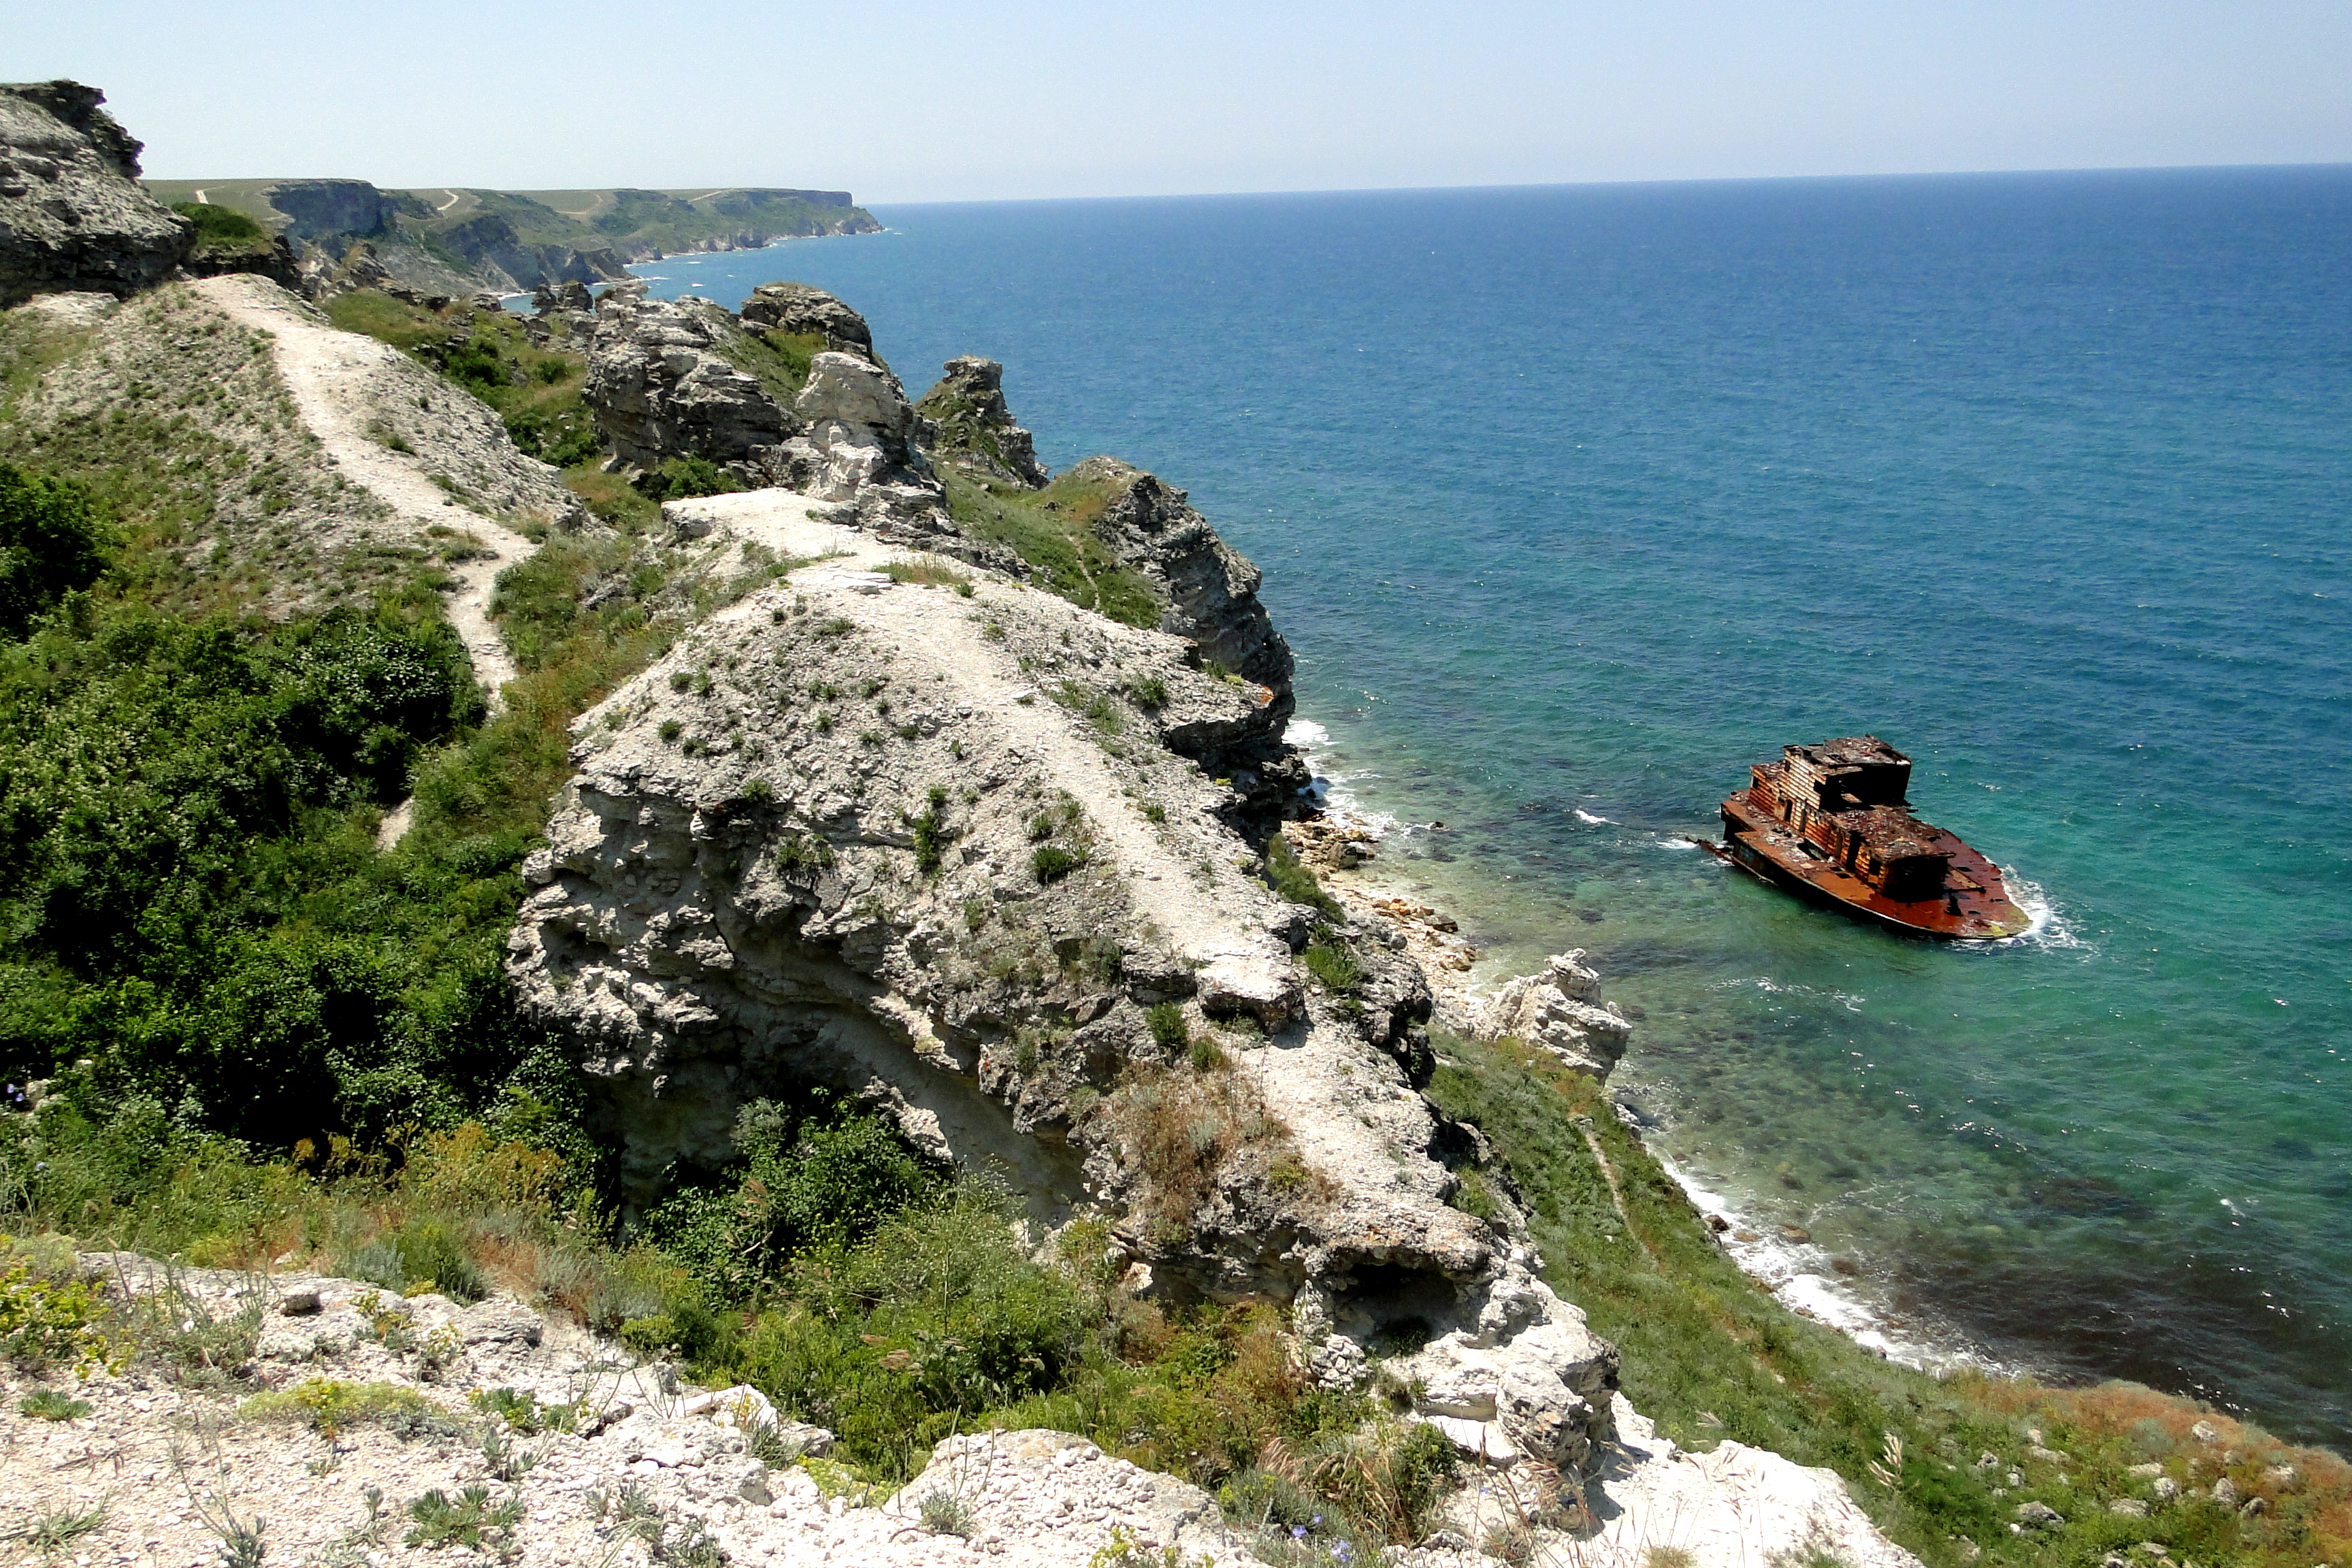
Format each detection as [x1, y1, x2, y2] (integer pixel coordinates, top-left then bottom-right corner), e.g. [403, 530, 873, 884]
[505, 494, 1620, 1472]
[0, 80, 191, 307]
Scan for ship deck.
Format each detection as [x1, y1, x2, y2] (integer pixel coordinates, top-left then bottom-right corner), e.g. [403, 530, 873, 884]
[1715, 789, 2031, 940]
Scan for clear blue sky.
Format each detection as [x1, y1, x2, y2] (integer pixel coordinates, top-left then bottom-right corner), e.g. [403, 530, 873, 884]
[10, 0, 2351, 201]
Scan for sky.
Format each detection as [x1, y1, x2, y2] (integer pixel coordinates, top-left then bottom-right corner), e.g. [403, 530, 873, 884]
[9, 0, 2351, 202]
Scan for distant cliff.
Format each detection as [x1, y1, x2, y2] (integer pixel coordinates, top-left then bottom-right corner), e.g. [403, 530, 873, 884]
[137, 177, 882, 297]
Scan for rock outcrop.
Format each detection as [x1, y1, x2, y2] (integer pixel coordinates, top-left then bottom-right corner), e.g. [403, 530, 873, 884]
[917, 355, 1050, 487]
[772, 349, 938, 513]
[583, 282, 798, 470]
[260, 177, 394, 244]
[1471, 951, 1633, 1079]
[1066, 456, 1295, 697]
[585, 283, 953, 533]
[506, 493, 1618, 1472]
[740, 279, 879, 361]
[0, 80, 191, 307]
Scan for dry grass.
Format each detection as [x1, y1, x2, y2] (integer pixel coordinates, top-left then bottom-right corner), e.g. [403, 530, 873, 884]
[1105, 1064, 1330, 1246]
[881, 553, 975, 591]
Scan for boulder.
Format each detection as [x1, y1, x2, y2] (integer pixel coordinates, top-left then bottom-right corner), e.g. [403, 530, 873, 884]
[0, 80, 191, 307]
[770, 350, 937, 509]
[1470, 951, 1633, 1079]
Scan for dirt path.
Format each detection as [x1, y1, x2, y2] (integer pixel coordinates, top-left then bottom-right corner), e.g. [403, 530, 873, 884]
[191, 275, 534, 703]
[677, 490, 1291, 981]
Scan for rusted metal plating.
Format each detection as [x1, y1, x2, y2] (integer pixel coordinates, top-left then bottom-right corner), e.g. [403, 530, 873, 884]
[1701, 736, 2031, 940]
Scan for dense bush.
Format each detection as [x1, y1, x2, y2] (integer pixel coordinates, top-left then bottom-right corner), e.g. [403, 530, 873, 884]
[0, 507, 582, 1139]
[0, 462, 110, 637]
[634, 455, 742, 503]
[169, 202, 267, 245]
[645, 1091, 943, 1302]
[731, 1183, 1091, 1473]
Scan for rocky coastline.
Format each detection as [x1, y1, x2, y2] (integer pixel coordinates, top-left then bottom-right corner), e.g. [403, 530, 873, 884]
[6, 75, 2341, 1568]
[1277, 781, 2010, 1383]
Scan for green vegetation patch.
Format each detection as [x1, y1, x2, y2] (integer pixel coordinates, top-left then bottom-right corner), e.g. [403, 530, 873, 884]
[171, 201, 275, 265]
[240, 1376, 452, 1439]
[702, 312, 827, 408]
[1262, 834, 1341, 919]
[325, 291, 600, 468]
[1424, 1029, 2352, 1568]
[939, 468, 1161, 629]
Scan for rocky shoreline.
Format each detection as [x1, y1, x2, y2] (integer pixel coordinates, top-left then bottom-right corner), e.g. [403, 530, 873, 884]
[1278, 774, 2010, 1384]
[22, 74, 2330, 1568]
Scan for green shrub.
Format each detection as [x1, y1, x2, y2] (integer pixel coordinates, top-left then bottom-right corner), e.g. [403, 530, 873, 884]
[240, 1377, 453, 1439]
[390, 1220, 488, 1302]
[1032, 845, 1085, 882]
[404, 1486, 522, 1550]
[911, 785, 948, 875]
[171, 202, 267, 246]
[733, 1183, 1088, 1475]
[636, 455, 742, 504]
[18, 1387, 91, 1420]
[644, 1094, 942, 1304]
[1262, 836, 1341, 918]
[1145, 1003, 1190, 1054]
[0, 1252, 110, 1374]
[1302, 942, 1363, 992]
[0, 463, 110, 638]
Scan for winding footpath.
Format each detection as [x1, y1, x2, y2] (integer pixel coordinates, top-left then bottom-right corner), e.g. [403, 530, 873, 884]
[192, 274, 534, 702]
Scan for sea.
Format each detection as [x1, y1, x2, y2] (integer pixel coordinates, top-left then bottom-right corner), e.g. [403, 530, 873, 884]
[619, 167, 2352, 1450]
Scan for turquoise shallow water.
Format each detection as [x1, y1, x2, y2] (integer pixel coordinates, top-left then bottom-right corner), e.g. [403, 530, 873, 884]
[629, 169, 2352, 1447]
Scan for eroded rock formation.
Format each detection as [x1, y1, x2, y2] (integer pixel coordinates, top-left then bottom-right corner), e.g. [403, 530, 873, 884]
[1471, 951, 1633, 1080]
[0, 80, 191, 307]
[583, 282, 799, 471]
[506, 494, 1619, 1472]
[740, 279, 879, 361]
[917, 355, 1050, 487]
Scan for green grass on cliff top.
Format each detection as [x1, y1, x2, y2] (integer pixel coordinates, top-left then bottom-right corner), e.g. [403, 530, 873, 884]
[941, 467, 1162, 630]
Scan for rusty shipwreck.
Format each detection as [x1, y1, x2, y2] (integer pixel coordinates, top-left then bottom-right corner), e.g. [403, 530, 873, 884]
[1703, 736, 2031, 940]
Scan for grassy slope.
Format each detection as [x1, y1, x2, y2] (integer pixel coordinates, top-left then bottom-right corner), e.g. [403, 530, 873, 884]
[1424, 1029, 2352, 1568]
[939, 468, 1162, 630]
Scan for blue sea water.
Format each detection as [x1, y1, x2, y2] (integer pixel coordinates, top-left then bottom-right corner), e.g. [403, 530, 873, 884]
[630, 168, 2352, 1448]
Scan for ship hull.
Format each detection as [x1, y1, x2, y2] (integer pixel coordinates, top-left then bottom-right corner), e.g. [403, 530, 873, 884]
[1712, 790, 2031, 941]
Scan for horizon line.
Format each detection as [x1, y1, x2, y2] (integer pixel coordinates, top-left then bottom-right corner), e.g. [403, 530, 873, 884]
[137, 157, 2352, 209]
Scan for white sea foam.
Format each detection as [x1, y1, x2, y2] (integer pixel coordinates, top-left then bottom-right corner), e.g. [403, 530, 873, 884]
[1641, 1133, 2006, 1378]
[1651, 834, 1703, 851]
[1958, 870, 2088, 954]
[1284, 719, 1331, 747]
[1574, 808, 1615, 825]
[1716, 975, 1867, 1013]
